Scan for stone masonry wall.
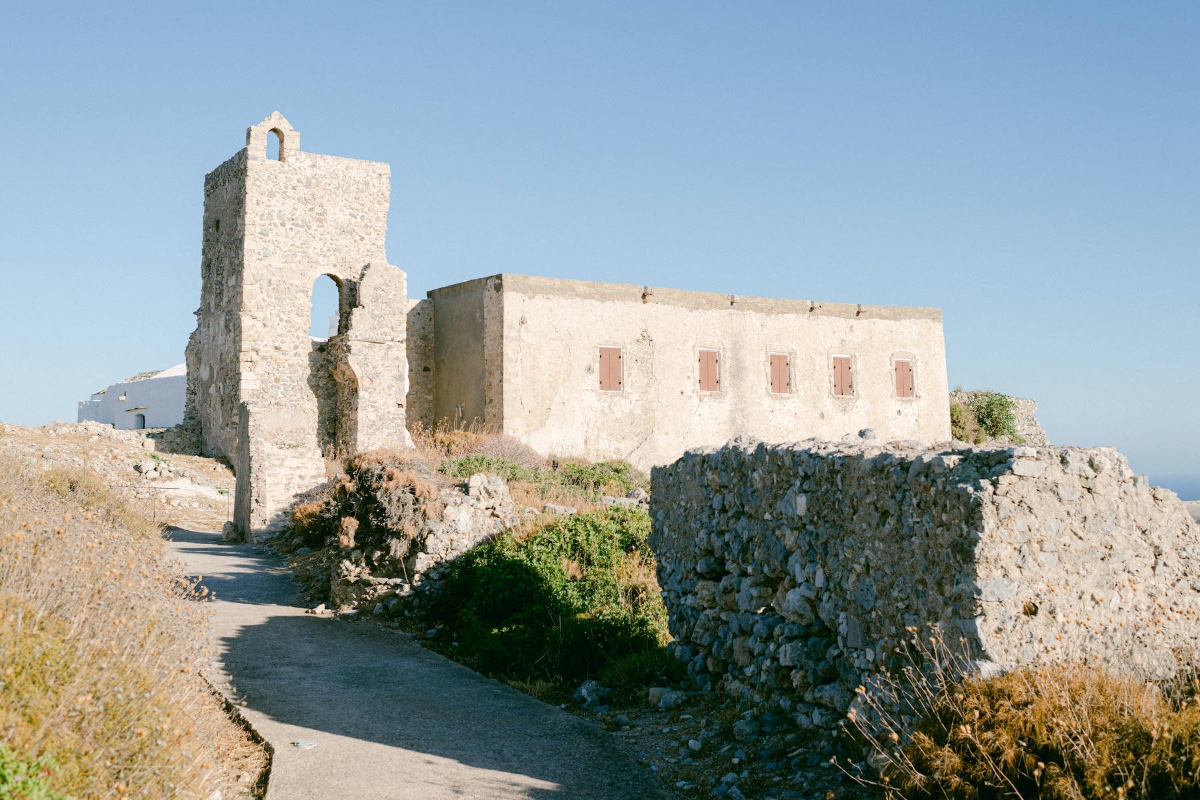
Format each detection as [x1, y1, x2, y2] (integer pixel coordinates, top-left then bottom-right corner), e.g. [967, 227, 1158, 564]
[188, 113, 412, 538]
[650, 437, 1200, 730]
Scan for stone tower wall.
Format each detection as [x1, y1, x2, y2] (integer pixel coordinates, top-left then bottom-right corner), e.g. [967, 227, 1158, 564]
[186, 112, 411, 537]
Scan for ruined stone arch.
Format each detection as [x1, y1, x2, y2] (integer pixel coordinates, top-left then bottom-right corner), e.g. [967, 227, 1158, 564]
[266, 128, 284, 161]
[245, 111, 300, 162]
[308, 272, 361, 455]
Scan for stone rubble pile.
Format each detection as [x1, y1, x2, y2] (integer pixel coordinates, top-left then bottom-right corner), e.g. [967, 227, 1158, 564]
[325, 472, 525, 613]
[650, 435, 1200, 731]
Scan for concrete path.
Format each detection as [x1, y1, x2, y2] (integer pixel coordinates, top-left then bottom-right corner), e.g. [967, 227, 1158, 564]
[169, 529, 675, 800]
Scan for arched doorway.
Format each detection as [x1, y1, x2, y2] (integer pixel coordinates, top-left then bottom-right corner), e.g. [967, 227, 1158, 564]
[310, 275, 342, 340]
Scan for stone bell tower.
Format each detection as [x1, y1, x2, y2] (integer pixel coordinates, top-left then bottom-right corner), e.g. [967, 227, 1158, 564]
[184, 112, 412, 538]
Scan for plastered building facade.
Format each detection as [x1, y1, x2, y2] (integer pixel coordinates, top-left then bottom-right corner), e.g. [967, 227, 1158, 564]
[78, 364, 187, 430]
[407, 275, 950, 470]
[186, 113, 951, 537]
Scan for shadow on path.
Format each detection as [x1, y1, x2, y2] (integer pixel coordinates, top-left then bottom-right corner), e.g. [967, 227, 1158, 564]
[167, 528, 674, 800]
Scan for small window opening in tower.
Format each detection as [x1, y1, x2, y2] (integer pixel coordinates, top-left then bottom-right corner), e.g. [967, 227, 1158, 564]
[310, 275, 342, 339]
[267, 129, 283, 161]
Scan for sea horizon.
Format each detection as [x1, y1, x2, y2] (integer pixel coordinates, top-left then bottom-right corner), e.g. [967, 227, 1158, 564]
[1152, 474, 1200, 502]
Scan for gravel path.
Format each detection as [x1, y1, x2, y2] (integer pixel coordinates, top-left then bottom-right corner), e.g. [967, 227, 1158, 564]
[169, 528, 674, 800]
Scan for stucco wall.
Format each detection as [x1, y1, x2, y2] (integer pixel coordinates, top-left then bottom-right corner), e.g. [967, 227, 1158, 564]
[77, 368, 186, 430]
[406, 298, 435, 431]
[430, 277, 496, 427]
[494, 275, 949, 470]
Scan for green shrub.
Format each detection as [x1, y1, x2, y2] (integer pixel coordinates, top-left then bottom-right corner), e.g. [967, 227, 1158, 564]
[971, 391, 1020, 441]
[0, 746, 68, 800]
[948, 392, 1023, 444]
[428, 506, 670, 693]
[949, 402, 980, 443]
[440, 455, 544, 485]
[439, 455, 646, 504]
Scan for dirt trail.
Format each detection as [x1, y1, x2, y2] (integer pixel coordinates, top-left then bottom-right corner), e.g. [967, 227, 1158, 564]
[170, 527, 675, 800]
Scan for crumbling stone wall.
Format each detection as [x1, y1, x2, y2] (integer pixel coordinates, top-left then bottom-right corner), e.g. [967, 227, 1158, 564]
[650, 437, 1200, 730]
[185, 113, 413, 538]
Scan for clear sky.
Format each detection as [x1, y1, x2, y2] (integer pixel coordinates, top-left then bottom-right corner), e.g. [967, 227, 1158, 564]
[1, 2, 1196, 496]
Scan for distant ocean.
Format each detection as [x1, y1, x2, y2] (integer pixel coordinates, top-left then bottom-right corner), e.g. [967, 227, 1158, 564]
[1152, 474, 1200, 501]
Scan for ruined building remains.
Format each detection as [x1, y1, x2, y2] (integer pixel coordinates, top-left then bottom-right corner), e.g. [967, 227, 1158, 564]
[184, 113, 412, 535]
[186, 113, 952, 538]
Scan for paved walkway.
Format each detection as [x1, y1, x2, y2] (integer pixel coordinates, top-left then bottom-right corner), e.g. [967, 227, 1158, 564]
[169, 529, 674, 800]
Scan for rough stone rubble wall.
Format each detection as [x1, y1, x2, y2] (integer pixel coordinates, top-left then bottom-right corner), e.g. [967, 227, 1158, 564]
[650, 438, 1200, 730]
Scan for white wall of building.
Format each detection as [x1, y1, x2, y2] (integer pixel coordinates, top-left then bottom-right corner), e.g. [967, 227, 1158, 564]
[77, 364, 187, 430]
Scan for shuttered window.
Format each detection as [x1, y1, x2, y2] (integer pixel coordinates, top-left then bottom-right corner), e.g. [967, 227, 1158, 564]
[698, 349, 720, 392]
[599, 347, 623, 392]
[832, 355, 853, 396]
[895, 359, 913, 398]
[769, 353, 790, 394]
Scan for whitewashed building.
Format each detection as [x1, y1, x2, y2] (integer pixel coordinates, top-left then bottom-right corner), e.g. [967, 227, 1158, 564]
[77, 364, 187, 430]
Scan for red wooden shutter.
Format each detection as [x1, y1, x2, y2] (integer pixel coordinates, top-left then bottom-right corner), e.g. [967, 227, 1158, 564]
[699, 350, 719, 391]
[895, 359, 912, 398]
[599, 347, 622, 391]
[770, 353, 789, 394]
[833, 356, 852, 396]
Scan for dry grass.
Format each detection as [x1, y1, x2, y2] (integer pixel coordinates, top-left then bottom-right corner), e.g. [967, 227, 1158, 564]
[502, 677, 562, 704]
[506, 482, 601, 515]
[0, 453, 262, 798]
[847, 634, 1200, 799]
[410, 420, 547, 469]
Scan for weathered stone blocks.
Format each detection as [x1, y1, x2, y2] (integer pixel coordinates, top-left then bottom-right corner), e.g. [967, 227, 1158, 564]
[650, 438, 1200, 730]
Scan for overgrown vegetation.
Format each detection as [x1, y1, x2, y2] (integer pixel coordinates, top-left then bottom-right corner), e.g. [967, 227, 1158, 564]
[428, 505, 680, 703]
[950, 390, 1022, 444]
[0, 455, 256, 798]
[296, 432, 672, 704]
[440, 455, 644, 504]
[0, 745, 67, 800]
[409, 420, 647, 508]
[292, 448, 446, 558]
[848, 636, 1200, 799]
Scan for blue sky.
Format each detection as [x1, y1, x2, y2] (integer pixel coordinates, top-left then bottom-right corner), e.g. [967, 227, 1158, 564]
[0, 2, 1196, 495]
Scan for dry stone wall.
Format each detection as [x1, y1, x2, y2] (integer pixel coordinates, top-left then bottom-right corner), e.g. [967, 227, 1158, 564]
[650, 436, 1200, 730]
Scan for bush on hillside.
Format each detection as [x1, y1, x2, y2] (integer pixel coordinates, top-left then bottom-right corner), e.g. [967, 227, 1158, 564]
[427, 505, 674, 697]
[949, 391, 1021, 444]
[949, 402, 980, 444]
[0, 457, 250, 798]
[971, 391, 1020, 441]
[848, 637, 1200, 799]
[291, 449, 446, 555]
